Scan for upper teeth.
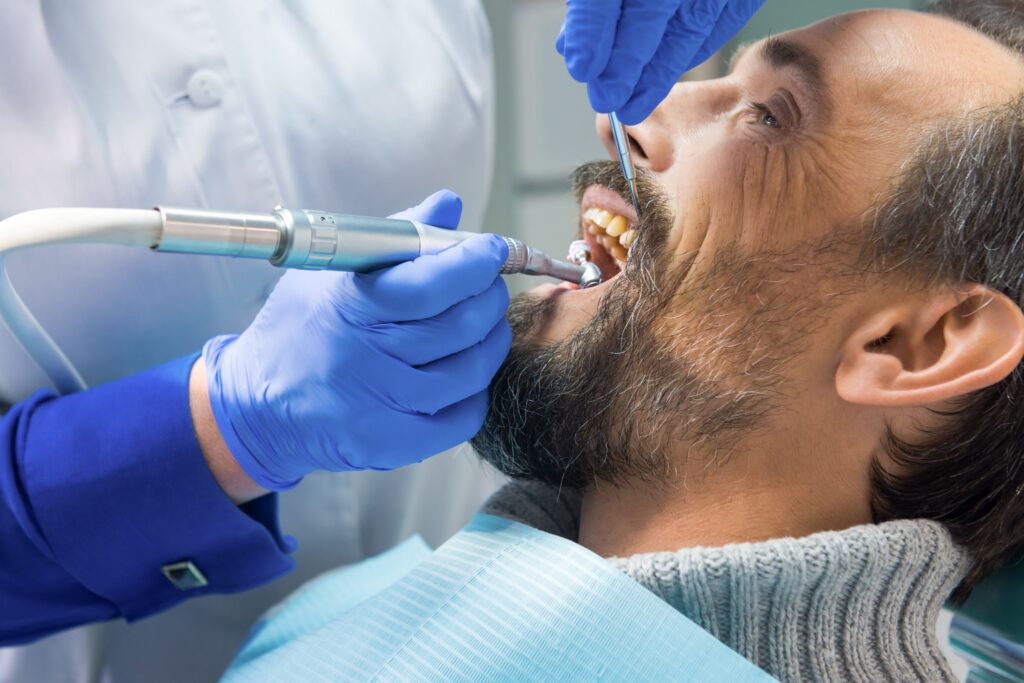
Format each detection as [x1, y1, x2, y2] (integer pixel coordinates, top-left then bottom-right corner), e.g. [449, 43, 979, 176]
[583, 207, 635, 262]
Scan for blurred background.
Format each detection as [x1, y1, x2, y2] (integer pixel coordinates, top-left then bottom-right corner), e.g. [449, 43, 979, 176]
[478, 1, 1022, 678]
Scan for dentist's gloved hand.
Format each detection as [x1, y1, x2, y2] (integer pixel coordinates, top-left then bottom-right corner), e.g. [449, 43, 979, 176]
[202, 190, 512, 490]
[558, 0, 765, 124]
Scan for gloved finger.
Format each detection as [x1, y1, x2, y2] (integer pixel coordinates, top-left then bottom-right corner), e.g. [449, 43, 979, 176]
[396, 319, 512, 416]
[350, 389, 491, 471]
[560, 0, 622, 83]
[586, 0, 680, 113]
[368, 277, 510, 366]
[616, 0, 730, 124]
[390, 188, 463, 230]
[341, 233, 509, 323]
[556, 20, 566, 56]
[685, 0, 765, 71]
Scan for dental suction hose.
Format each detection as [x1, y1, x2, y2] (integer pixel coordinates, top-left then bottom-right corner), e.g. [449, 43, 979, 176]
[155, 206, 603, 288]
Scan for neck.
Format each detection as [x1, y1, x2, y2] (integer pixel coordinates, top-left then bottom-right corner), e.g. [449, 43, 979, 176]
[577, 438, 874, 557]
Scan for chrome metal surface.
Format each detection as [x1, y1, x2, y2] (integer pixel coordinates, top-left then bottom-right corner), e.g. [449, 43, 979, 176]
[566, 239, 602, 288]
[609, 112, 642, 218]
[158, 204, 600, 287]
[500, 237, 529, 274]
[579, 262, 602, 288]
[567, 239, 592, 266]
[155, 206, 280, 259]
[273, 210, 422, 271]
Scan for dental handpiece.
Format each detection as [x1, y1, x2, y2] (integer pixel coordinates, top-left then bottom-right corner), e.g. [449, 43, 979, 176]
[154, 206, 603, 288]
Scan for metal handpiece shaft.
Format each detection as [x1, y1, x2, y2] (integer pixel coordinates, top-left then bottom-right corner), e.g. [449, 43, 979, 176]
[609, 112, 641, 218]
[155, 206, 602, 288]
[498, 236, 600, 287]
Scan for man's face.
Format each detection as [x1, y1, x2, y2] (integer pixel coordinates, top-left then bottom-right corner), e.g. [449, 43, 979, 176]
[472, 10, 1024, 487]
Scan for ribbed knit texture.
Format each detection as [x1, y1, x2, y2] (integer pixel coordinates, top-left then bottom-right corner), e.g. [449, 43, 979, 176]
[484, 481, 970, 683]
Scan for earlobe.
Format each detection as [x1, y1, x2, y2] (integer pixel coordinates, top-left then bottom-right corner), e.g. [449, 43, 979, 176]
[836, 286, 1024, 407]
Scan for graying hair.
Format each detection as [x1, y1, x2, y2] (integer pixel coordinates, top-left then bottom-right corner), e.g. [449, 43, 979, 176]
[865, 0, 1024, 601]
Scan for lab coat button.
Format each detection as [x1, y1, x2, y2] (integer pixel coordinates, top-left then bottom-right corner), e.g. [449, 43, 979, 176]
[161, 560, 209, 590]
[186, 69, 225, 108]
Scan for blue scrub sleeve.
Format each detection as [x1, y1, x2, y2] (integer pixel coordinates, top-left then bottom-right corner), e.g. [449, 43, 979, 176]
[0, 354, 296, 645]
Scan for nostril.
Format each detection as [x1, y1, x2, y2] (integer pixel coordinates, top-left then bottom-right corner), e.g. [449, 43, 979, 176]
[627, 132, 646, 163]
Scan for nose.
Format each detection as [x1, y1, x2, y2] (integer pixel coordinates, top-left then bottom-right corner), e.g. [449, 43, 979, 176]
[597, 109, 673, 174]
[596, 81, 733, 174]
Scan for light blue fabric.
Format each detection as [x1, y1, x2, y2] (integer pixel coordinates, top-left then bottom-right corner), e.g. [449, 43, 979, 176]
[233, 534, 432, 667]
[223, 514, 775, 682]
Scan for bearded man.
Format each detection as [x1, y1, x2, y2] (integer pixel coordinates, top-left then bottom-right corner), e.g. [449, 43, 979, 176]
[222, 2, 1024, 681]
[473, 1, 1024, 680]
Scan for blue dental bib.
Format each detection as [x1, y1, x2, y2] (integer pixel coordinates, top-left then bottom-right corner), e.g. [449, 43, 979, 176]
[223, 514, 775, 682]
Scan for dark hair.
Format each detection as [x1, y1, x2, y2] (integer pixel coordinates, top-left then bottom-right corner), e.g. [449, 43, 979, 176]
[867, 0, 1024, 602]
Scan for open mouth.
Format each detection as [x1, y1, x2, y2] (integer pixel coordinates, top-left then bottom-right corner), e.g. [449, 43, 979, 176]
[579, 184, 639, 283]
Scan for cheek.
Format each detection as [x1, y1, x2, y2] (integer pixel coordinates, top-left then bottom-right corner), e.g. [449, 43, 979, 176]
[655, 136, 739, 258]
[659, 137, 803, 261]
[724, 137, 858, 253]
[656, 135, 855, 303]
[735, 143, 819, 249]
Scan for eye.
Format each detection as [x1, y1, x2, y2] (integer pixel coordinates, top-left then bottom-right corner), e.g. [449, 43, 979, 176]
[751, 102, 781, 129]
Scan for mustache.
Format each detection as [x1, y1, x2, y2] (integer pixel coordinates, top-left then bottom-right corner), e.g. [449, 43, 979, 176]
[570, 160, 663, 219]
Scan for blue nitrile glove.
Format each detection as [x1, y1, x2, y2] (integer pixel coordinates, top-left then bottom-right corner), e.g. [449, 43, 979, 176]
[557, 0, 765, 124]
[202, 190, 512, 490]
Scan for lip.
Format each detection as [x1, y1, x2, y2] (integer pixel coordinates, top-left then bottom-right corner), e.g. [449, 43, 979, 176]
[580, 185, 638, 228]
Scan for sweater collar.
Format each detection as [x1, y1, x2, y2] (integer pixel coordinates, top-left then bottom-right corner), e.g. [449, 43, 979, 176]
[484, 481, 969, 682]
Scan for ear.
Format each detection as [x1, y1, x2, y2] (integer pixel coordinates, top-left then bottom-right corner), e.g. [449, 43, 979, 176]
[836, 286, 1024, 406]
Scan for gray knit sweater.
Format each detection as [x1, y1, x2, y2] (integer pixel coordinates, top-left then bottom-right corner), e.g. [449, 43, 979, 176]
[484, 481, 970, 682]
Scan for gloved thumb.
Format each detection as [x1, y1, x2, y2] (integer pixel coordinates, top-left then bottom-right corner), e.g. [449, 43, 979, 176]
[391, 189, 463, 230]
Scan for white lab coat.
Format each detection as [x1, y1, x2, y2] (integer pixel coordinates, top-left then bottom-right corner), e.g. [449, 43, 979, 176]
[0, 2, 504, 681]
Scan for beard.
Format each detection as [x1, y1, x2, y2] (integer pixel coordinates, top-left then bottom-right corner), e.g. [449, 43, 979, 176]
[471, 160, 847, 489]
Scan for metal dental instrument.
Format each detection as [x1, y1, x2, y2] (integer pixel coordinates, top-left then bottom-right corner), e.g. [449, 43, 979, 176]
[0, 206, 603, 396]
[567, 240, 603, 285]
[609, 112, 641, 218]
[154, 206, 604, 288]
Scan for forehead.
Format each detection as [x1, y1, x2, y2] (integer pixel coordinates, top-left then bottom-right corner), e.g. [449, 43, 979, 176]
[777, 9, 1024, 120]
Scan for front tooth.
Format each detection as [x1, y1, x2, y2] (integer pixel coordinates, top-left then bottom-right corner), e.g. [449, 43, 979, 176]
[583, 208, 603, 224]
[600, 234, 617, 251]
[587, 223, 602, 235]
[619, 229, 637, 249]
[606, 215, 627, 237]
[591, 209, 613, 228]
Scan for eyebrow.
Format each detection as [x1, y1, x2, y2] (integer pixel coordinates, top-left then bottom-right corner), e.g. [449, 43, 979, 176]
[756, 36, 830, 116]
